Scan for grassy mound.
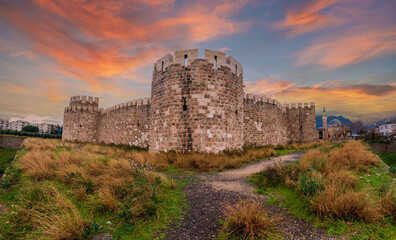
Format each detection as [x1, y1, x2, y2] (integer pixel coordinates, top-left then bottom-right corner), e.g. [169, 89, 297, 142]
[252, 141, 396, 239]
[0, 138, 186, 239]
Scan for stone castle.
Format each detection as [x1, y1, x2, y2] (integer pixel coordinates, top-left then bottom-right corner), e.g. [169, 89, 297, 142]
[63, 49, 316, 153]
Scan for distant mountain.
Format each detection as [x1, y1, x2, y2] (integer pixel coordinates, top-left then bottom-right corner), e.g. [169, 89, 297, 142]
[316, 115, 352, 129]
[366, 116, 396, 129]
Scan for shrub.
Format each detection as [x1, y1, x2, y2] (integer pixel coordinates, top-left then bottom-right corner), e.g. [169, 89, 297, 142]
[255, 161, 295, 187]
[299, 174, 322, 196]
[1, 178, 11, 188]
[221, 200, 280, 239]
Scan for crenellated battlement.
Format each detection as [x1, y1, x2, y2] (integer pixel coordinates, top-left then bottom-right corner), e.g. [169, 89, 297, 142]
[69, 95, 99, 107]
[153, 49, 243, 76]
[102, 98, 151, 114]
[284, 102, 315, 109]
[64, 105, 99, 112]
[244, 93, 315, 114]
[244, 93, 287, 113]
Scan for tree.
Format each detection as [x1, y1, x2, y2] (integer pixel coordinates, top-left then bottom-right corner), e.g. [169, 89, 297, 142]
[50, 125, 59, 135]
[349, 120, 364, 134]
[358, 129, 368, 135]
[22, 125, 39, 133]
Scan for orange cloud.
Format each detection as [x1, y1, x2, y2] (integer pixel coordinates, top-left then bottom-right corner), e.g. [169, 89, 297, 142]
[4, 83, 25, 94]
[296, 27, 396, 68]
[0, 0, 250, 93]
[220, 47, 230, 52]
[42, 79, 67, 102]
[46, 88, 67, 102]
[275, 0, 339, 37]
[245, 79, 295, 97]
[246, 80, 396, 121]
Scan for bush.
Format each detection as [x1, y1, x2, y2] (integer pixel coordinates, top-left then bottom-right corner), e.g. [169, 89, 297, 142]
[221, 200, 280, 239]
[299, 174, 322, 196]
[310, 186, 380, 222]
[254, 161, 296, 188]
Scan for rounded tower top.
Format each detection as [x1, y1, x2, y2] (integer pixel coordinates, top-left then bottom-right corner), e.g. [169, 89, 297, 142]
[153, 48, 243, 77]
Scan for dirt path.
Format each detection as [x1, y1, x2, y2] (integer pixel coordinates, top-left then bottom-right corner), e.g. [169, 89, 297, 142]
[163, 152, 343, 240]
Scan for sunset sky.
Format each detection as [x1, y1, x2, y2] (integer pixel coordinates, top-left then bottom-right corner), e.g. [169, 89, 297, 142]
[0, 0, 395, 124]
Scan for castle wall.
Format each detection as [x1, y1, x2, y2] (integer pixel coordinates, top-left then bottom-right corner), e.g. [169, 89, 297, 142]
[97, 99, 150, 147]
[243, 95, 288, 146]
[62, 49, 317, 152]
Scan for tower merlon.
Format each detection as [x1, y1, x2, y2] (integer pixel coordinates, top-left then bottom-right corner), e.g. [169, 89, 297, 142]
[155, 53, 174, 72]
[174, 49, 199, 65]
[204, 49, 226, 67]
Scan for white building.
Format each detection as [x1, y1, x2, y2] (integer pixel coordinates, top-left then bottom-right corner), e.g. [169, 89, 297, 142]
[8, 120, 30, 131]
[379, 120, 396, 136]
[0, 119, 59, 133]
[34, 123, 52, 134]
[0, 119, 9, 129]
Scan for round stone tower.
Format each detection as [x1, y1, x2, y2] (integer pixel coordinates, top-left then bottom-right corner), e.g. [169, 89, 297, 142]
[62, 96, 100, 142]
[149, 49, 244, 153]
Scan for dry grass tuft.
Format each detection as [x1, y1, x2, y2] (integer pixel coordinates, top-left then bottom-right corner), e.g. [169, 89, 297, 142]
[19, 150, 56, 180]
[380, 190, 396, 218]
[311, 186, 380, 222]
[326, 170, 358, 189]
[297, 149, 327, 172]
[21, 183, 88, 240]
[221, 200, 280, 239]
[326, 141, 379, 173]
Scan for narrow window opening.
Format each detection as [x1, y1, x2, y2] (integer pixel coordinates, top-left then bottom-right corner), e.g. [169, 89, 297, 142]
[214, 56, 217, 67]
[235, 109, 238, 115]
[184, 54, 188, 66]
[80, 124, 82, 128]
[137, 120, 140, 127]
[235, 64, 238, 75]
[183, 98, 187, 111]
[161, 61, 164, 72]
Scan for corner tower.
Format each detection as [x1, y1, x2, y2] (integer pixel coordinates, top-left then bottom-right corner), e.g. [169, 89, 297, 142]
[149, 49, 244, 153]
[62, 96, 100, 142]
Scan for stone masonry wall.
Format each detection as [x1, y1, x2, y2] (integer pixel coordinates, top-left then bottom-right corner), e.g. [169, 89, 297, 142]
[98, 99, 150, 147]
[63, 48, 316, 152]
[243, 95, 288, 146]
[243, 95, 316, 146]
[0, 135, 25, 149]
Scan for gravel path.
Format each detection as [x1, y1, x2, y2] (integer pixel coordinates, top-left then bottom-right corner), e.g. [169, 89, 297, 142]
[163, 152, 343, 240]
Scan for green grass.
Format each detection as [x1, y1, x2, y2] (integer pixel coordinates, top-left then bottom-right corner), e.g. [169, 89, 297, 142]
[0, 146, 18, 177]
[0, 143, 187, 240]
[380, 153, 396, 175]
[252, 181, 396, 239]
[250, 143, 396, 240]
[0, 175, 187, 240]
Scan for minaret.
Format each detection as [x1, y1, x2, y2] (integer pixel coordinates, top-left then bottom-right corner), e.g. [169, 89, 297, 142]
[322, 107, 328, 140]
